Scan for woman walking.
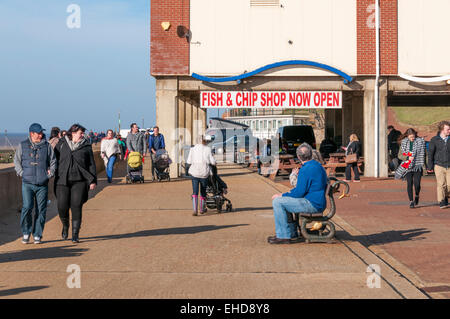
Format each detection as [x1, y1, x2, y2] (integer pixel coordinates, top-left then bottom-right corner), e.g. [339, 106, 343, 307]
[187, 135, 216, 216]
[54, 124, 97, 243]
[342, 134, 362, 182]
[395, 128, 426, 208]
[101, 130, 122, 183]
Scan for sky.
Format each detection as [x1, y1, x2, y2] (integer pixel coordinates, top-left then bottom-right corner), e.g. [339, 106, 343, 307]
[0, 0, 155, 133]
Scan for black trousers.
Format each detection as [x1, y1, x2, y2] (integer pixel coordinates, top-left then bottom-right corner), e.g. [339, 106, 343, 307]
[345, 163, 360, 181]
[56, 181, 88, 223]
[405, 170, 422, 201]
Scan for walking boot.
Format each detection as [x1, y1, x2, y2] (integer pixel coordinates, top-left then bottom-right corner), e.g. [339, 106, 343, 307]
[199, 196, 207, 214]
[192, 195, 198, 216]
[60, 217, 70, 240]
[72, 220, 81, 243]
[414, 196, 419, 206]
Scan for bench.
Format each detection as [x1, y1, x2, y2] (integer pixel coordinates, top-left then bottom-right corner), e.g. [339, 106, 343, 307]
[287, 178, 350, 243]
[323, 157, 364, 176]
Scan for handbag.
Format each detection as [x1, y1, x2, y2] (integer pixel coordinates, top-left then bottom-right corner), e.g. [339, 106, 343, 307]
[345, 148, 358, 164]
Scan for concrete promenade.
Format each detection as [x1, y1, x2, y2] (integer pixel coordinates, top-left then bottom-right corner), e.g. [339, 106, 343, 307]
[0, 161, 429, 298]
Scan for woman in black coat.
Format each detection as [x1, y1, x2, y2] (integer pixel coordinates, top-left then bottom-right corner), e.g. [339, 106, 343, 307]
[54, 124, 97, 243]
[342, 133, 362, 182]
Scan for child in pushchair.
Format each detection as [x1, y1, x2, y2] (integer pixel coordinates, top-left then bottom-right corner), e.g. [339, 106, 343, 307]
[153, 149, 171, 182]
[205, 165, 232, 213]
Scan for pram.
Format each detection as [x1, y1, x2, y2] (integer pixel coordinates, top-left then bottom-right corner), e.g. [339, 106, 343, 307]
[152, 149, 171, 182]
[205, 165, 232, 213]
[126, 151, 145, 184]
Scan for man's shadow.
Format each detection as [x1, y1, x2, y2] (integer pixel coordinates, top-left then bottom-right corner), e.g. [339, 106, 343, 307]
[337, 228, 431, 245]
[0, 245, 89, 264]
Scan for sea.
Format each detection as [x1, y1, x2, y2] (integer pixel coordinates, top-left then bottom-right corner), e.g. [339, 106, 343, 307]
[0, 132, 28, 150]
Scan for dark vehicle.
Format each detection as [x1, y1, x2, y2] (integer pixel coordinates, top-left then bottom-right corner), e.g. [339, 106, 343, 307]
[277, 125, 316, 155]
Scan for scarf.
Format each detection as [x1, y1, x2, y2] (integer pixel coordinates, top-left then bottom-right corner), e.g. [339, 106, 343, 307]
[65, 135, 87, 151]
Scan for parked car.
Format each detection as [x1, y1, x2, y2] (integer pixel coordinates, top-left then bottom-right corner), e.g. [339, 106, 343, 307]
[277, 125, 316, 155]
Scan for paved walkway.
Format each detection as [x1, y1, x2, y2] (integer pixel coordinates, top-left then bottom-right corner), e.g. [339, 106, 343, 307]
[0, 161, 428, 298]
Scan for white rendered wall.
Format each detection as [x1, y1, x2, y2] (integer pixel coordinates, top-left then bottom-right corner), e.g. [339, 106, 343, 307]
[398, 0, 450, 76]
[190, 0, 357, 77]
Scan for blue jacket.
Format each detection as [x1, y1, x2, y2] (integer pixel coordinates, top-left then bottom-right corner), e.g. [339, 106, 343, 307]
[148, 134, 165, 152]
[282, 160, 328, 212]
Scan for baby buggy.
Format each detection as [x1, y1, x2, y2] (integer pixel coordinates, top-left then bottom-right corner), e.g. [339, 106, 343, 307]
[205, 165, 232, 213]
[126, 151, 144, 184]
[153, 149, 171, 182]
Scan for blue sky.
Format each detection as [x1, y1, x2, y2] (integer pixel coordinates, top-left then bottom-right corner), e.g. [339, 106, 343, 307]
[0, 0, 155, 133]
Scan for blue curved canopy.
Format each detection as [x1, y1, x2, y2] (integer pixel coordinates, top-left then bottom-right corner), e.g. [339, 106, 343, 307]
[191, 60, 353, 84]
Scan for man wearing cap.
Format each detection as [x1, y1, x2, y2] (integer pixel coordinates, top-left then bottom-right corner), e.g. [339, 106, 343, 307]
[14, 123, 57, 244]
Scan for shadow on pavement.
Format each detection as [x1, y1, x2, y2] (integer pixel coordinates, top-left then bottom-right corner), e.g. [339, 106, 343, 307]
[0, 285, 49, 297]
[80, 224, 249, 243]
[231, 207, 273, 213]
[0, 245, 89, 264]
[337, 228, 431, 245]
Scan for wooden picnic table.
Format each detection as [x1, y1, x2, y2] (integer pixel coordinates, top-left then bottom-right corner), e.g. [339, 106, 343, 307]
[260, 154, 299, 180]
[323, 152, 364, 176]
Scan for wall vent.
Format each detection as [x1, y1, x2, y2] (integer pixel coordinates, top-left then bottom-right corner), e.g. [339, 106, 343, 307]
[250, 0, 280, 7]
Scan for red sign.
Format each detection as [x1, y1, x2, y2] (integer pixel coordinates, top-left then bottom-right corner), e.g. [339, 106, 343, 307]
[200, 91, 342, 108]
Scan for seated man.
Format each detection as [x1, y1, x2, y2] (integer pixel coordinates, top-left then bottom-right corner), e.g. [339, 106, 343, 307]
[269, 143, 328, 244]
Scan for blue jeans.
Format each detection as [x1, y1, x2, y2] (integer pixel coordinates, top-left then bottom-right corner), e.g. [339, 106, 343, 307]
[106, 155, 117, 183]
[21, 183, 48, 238]
[192, 177, 208, 197]
[272, 196, 318, 239]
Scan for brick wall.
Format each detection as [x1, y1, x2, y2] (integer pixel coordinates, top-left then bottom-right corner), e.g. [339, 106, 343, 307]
[151, 0, 190, 75]
[357, 0, 398, 75]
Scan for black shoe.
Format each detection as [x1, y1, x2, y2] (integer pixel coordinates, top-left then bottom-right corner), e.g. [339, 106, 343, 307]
[60, 218, 69, 240]
[72, 220, 81, 243]
[268, 237, 291, 245]
[409, 201, 415, 209]
[414, 196, 419, 206]
[439, 200, 447, 209]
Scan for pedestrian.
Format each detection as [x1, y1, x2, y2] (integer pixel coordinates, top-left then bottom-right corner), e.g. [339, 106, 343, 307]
[394, 128, 426, 208]
[117, 134, 127, 158]
[427, 121, 450, 208]
[126, 123, 147, 157]
[61, 130, 67, 138]
[269, 143, 328, 244]
[101, 129, 122, 183]
[187, 135, 216, 216]
[319, 136, 337, 159]
[14, 123, 57, 244]
[148, 126, 166, 180]
[49, 127, 61, 149]
[387, 125, 402, 160]
[342, 134, 362, 182]
[54, 124, 97, 243]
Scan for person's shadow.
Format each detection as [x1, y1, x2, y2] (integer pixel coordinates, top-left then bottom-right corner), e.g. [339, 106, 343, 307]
[0, 285, 49, 297]
[337, 228, 431, 245]
[0, 245, 89, 264]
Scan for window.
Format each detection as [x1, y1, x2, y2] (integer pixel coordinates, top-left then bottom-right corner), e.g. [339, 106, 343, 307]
[264, 120, 267, 129]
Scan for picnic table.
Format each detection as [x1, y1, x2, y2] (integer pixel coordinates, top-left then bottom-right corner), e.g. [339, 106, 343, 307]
[323, 152, 364, 176]
[260, 154, 299, 180]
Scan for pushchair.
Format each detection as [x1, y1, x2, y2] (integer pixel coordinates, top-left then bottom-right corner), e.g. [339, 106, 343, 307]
[126, 151, 144, 184]
[153, 149, 171, 182]
[205, 165, 232, 213]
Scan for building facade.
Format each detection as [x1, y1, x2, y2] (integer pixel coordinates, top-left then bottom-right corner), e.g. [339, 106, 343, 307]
[151, 0, 450, 178]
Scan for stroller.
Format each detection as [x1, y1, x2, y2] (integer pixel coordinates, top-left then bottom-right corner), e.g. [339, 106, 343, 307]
[126, 151, 145, 184]
[153, 149, 171, 182]
[205, 165, 232, 213]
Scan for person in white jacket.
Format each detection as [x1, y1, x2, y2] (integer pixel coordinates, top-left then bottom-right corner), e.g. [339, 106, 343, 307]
[187, 135, 216, 216]
[101, 130, 122, 183]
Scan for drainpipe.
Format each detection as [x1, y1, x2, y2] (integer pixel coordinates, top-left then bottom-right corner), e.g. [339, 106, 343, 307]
[374, 0, 380, 178]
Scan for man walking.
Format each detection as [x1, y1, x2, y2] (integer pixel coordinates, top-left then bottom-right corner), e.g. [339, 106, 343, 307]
[126, 123, 147, 156]
[427, 121, 450, 208]
[148, 126, 166, 179]
[14, 123, 56, 244]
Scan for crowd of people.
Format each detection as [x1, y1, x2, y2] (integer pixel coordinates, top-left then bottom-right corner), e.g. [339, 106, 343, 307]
[11, 118, 450, 246]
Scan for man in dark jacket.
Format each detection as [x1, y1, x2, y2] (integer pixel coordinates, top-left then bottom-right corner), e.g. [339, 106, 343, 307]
[148, 126, 166, 179]
[14, 123, 56, 244]
[319, 137, 337, 159]
[427, 121, 450, 208]
[387, 125, 401, 159]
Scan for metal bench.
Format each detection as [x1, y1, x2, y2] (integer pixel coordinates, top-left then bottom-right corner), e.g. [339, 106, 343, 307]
[288, 177, 350, 243]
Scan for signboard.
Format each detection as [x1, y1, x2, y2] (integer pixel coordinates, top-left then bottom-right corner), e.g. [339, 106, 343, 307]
[200, 91, 342, 109]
